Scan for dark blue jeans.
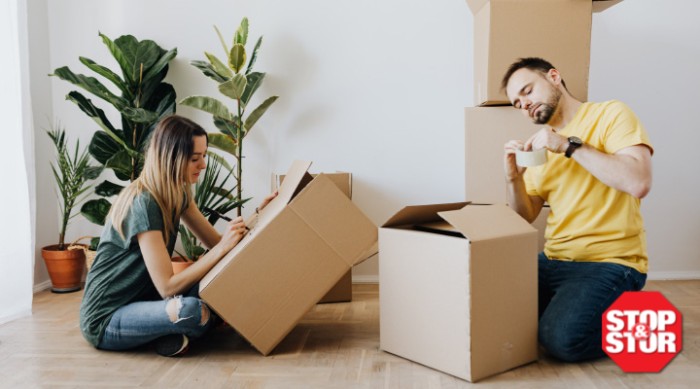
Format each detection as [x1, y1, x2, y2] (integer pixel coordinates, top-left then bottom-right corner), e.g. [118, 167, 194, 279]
[98, 284, 215, 351]
[538, 252, 647, 362]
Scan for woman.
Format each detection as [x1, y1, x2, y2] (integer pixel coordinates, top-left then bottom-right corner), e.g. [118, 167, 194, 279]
[80, 115, 275, 356]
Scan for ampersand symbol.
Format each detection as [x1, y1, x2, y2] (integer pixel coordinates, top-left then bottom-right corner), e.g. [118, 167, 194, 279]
[633, 323, 649, 340]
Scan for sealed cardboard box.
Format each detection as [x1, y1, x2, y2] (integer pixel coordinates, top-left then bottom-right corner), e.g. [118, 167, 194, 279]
[465, 106, 550, 251]
[201, 161, 377, 355]
[379, 202, 538, 382]
[466, 0, 621, 105]
[273, 172, 353, 303]
[465, 106, 542, 204]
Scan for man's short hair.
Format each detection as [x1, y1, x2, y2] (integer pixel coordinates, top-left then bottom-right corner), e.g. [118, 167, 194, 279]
[501, 57, 567, 90]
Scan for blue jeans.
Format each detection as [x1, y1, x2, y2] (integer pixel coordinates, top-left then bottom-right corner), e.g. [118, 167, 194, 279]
[98, 284, 215, 351]
[537, 252, 646, 362]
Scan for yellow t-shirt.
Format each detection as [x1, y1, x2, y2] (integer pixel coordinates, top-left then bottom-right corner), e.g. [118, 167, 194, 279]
[523, 100, 653, 273]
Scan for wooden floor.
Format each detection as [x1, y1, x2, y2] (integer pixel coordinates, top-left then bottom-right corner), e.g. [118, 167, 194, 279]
[0, 281, 698, 388]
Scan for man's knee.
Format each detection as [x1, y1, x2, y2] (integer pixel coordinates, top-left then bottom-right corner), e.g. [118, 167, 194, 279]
[539, 323, 599, 362]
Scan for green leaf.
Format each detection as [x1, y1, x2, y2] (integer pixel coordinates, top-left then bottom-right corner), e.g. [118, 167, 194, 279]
[52, 66, 128, 110]
[84, 166, 103, 180]
[179, 96, 234, 121]
[206, 151, 233, 172]
[219, 74, 247, 100]
[244, 96, 278, 134]
[142, 47, 177, 81]
[190, 60, 228, 83]
[95, 180, 124, 197]
[78, 56, 128, 96]
[208, 133, 238, 156]
[241, 72, 264, 108]
[81, 198, 111, 226]
[121, 107, 159, 124]
[113, 34, 163, 85]
[205, 52, 233, 79]
[214, 25, 229, 56]
[234, 17, 249, 46]
[246, 36, 263, 75]
[213, 116, 239, 138]
[228, 44, 246, 74]
[105, 150, 134, 181]
[89, 131, 121, 166]
[99, 32, 131, 83]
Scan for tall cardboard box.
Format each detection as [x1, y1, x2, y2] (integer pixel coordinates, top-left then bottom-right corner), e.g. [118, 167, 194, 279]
[200, 161, 377, 355]
[273, 172, 353, 303]
[465, 106, 550, 251]
[379, 202, 538, 382]
[466, 0, 621, 105]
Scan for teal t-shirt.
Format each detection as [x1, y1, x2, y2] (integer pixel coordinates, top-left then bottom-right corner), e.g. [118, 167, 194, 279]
[79, 191, 181, 347]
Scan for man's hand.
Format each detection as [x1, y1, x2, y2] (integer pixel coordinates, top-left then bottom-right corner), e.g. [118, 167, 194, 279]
[504, 140, 527, 182]
[524, 127, 568, 154]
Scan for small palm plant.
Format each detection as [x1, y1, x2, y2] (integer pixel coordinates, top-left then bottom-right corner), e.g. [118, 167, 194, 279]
[46, 125, 102, 250]
[180, 17, 278, 217]
[175, 153, 246, 261]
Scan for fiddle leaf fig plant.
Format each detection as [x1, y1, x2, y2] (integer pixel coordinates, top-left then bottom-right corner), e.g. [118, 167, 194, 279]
[51, 33, 177, 226]
[181, 17, 278, 217]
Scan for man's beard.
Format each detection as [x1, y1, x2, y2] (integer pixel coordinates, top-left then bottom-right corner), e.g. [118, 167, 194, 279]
[533, 87, 562, 125]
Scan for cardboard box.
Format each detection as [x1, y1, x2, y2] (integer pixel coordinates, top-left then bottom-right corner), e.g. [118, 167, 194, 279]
[273, 172, 353, 303]
[465, 106, 542, 204]
[379, 202, 538, 382]
[200, 161, 377, 355]
[465, 106, 550, 251]
[466, 0, 621, 105]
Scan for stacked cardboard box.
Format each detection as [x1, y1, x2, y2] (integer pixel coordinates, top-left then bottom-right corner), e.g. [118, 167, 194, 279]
[273, 172, 354, 303]
[380, 0, 623, 382]
[200, 161, 377, 355]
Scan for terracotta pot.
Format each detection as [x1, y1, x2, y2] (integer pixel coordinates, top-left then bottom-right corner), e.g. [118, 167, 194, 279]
[41, 244, 86, 293]
[171, 256, 193, 274]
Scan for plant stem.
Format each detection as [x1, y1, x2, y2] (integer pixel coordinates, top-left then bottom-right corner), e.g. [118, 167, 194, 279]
[236, 98, 243, 217]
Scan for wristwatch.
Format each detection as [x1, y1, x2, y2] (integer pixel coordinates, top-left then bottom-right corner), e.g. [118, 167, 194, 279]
[565, 136, 583, 158]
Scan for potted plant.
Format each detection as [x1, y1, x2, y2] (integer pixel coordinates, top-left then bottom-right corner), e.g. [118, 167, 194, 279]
[51, 33, 178, 227]
[180, 17, 278, 217]
[173, 154, 246, 273]
[42, 124, 102, 293]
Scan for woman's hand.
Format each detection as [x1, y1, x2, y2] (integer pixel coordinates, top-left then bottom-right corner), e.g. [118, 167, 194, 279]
[216, 216, 248, 253]
[257, 191, 278, 213]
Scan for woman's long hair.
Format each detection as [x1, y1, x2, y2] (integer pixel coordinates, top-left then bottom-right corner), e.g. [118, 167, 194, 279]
[109, 115, 208, 243]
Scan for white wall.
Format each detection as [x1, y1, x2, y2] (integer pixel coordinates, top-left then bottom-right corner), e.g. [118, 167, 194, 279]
[30, 0, 700, 286]
[590, 0, 700, 278]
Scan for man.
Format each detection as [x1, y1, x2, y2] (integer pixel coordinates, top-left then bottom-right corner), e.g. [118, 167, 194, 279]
[501, 57, 653, 362]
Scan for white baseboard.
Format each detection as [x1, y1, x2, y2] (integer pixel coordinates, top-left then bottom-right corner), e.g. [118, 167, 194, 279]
[0, 309, 31, 326]
[33, 280, 52, 293]
[352, 275, 378, 284]
[647, 271, 700, 281]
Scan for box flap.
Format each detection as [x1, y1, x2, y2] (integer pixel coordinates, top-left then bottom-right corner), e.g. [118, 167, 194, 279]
[438, 204, 535, 242]
[382, 202, 470, 228]
[289, 174, 378, 267]
[465, 0, 488, 14]
[467, 0, 618, 14]
[593, 0, 623, 13]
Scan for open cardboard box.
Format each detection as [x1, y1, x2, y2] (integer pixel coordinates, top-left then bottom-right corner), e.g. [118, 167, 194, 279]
[379, 202, 538, 382]
[465, 0, 623, 106]
[273, 172, 354, 303]
[200, 160, 377, 355]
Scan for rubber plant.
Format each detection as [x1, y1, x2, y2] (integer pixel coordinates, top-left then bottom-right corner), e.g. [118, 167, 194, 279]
[51, 33, 177, 227]
[180, 17, 278, 216]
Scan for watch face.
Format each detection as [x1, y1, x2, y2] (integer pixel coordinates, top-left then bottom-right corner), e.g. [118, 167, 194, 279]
[568, 136, 583, 146]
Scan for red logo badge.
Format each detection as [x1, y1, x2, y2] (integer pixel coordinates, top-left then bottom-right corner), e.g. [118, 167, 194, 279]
[602, 291, 682, 372]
